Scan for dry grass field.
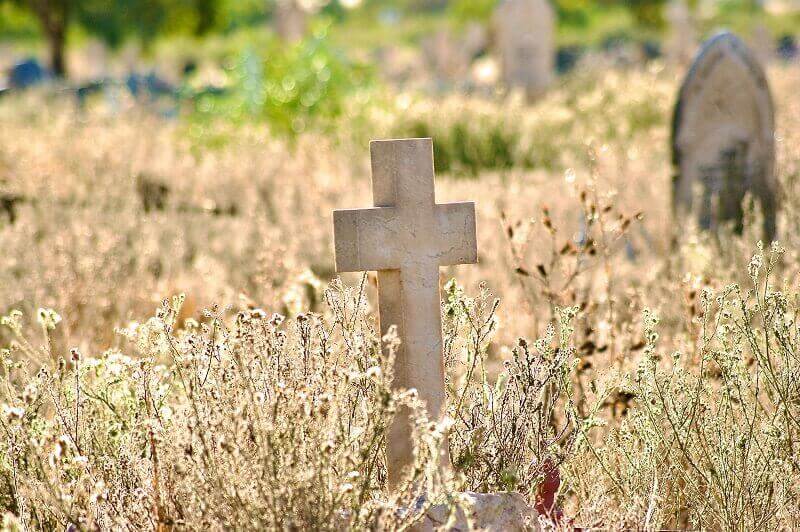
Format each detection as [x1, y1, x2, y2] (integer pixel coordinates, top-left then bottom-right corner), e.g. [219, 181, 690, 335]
[2, 62, 800, 529]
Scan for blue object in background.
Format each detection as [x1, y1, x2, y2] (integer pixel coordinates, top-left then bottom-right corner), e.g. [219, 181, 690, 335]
[8, 58, 48, 89]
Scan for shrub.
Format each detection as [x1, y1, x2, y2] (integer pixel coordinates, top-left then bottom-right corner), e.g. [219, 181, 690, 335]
[568, 244, 800, 529]
[383, 67, 668, 176]
[191, 21, 374, 138]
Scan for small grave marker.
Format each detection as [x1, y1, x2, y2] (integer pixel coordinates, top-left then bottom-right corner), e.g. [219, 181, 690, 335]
[493, 0, 554, 99]
[421, 30, 470, 86]
[333, 138, 478, 484]
[672, 32, 778, 241]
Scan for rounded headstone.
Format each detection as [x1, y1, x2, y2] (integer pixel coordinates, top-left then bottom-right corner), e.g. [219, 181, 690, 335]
[671, 32, 778, 241]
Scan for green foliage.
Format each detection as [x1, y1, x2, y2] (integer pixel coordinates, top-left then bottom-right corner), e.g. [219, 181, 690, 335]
[74, 0, 220, 49]
[626, 0, 667, 29]
[0, 2, 38, 41]
[447, 0, 497, 24]
[1, 0, 220, 56]
[192, 23, 374, 138]
[384, 68, 667, 176]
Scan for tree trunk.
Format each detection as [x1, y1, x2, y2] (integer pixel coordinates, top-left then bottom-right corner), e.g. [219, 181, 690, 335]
[47, 25, 67, 77]
[30, 0, 70, 78]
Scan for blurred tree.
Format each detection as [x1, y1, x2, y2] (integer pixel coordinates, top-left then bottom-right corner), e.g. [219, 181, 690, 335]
[448, 0, 496, 24]
[627, 0, 667, 29]
[10, 0, 69, 77]
[3, 0, 221, 77]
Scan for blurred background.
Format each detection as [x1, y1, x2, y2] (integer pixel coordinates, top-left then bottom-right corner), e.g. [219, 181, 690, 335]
[0, 0, 798, 135]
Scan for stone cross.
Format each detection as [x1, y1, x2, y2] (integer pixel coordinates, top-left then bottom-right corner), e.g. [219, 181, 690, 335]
[332, 138, 478, 484]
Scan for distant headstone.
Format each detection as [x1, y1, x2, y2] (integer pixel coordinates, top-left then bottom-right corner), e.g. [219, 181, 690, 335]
[493, 0, 554, 99]
[463, 22, 489, 61]
[422, 24, 489, 88]
[273, 0, 307, 42]
[665, 0, 696, 65]
[421, 30, 470, 85]
[83, 40, 110, 79]
[672, 32, 778, 241]
[8, 58, 48, 89]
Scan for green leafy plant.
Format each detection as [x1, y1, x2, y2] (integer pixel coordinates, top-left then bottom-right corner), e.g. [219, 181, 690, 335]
[192, 21, 374, 138]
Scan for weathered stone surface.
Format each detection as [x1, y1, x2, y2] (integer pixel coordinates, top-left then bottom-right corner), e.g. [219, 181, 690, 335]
[416, 492, 539, 531]
[672, 32, 778, 241]
[493, 0, 554, 99]
[332, 138, 478, 486]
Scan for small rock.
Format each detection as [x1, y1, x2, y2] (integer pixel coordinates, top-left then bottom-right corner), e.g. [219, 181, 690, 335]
[416, 492, 539, 531]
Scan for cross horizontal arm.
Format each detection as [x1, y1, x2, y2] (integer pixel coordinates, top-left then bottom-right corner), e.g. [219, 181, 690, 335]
[333, 207, 401, 272]
[434, 201, 478, 266]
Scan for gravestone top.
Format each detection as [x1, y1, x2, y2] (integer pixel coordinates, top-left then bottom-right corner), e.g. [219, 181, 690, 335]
[493, 0, 554, 98]
[672, 32, 777, 240]
[332, 138, 477, 485]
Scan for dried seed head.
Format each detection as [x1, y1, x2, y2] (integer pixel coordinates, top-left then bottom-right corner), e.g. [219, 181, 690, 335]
[3, 405, 24, 421]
